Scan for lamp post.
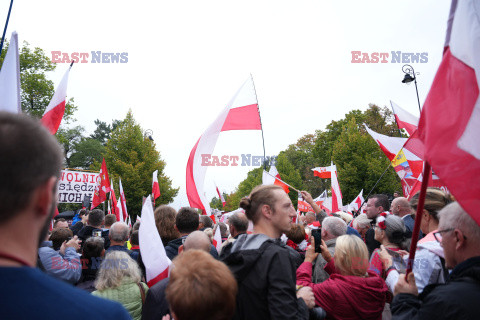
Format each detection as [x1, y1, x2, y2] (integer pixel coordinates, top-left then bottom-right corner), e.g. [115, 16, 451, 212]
[402, 64, 422, 113]
[144, 129, 153, 141]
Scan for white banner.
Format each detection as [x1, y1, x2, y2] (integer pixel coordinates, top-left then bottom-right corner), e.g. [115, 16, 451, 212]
[57, 170, 100, 203]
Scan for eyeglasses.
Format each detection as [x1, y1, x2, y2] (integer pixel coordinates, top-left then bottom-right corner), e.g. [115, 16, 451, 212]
[433, 228, 467, 243]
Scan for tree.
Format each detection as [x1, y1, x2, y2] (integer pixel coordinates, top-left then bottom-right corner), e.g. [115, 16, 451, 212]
[55, 125, 85, 168]
[69, 138, 105, 169]
[99, 111, 179, 218]
[90, 119, 121, 145]
[0, 40, 77, 122]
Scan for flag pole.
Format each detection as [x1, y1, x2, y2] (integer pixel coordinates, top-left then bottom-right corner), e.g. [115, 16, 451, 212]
[264, 171, 301, 193]
[405, 161, 431, 277]
[0, 0, 14, 55]
[250, 74, 267, 171]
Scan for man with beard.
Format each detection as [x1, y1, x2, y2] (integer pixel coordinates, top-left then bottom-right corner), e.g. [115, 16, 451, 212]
[0, 112, 130, 319]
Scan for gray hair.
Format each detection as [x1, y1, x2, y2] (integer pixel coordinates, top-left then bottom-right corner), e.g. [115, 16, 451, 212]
[200, 215, 214, 229]
[217, 222, 229, 238]
[184, 231, 211, 252]
[109, 222, 129, 242]
[439, 202, 480, 243]
[353, 213, 371, 229]
[95, 251, 141, 291]
[228, 212, 249, 233]
[322, 217, 347, 238]
[384, 214, 409, 250]
[203, 228, 213, 242]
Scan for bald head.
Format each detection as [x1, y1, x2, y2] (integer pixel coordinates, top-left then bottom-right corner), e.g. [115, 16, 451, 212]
[391, 197, 412, 217]
[183, 231, 211, 252]
[109, 222, 129, 243]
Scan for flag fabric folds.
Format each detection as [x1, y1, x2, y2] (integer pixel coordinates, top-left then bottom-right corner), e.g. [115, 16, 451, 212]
[139, 195, 171, 287]
[312, 166, 333, 179]
[41, 65, 72, 134]
[152, 170, 161, 201]
[390, 100, 419, 135]
[0, 31, 21, 113]
[186, 77, 262, 214]
[262, 165, 290, 193]
[391, 149, 413, 179]
[91, 159, 111, 209]
[109, 179, 121, 221]
[414, 0, 480, 225]
[119, 178, 128, 223]
[350, 189, 364, 212]
[213, 224, 222, 253]
[216, 185, 226, 207]
[330, 162, 343, 213]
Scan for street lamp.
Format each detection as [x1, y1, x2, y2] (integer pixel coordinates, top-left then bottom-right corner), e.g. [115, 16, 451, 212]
[402, 64, 422, 113]
[144, 129, 154, 141]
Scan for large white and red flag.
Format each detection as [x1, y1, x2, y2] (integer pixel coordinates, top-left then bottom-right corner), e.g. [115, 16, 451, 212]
[409, 0, 480, 224]
[262, 165, 290, 193]
[215, 184, 226, 207]
[312, 165, 334, 179]
[109, 179, 121, 222]
[119, 178, 128, 223]
[139, 195, 171, 287]
[390, 100, 419, 136]
[350, 189, 364, 211]
[152, 170, 161, 201]
[91, 159, 111, 209]
[186, 77, 262, 213]
[0, 31, 21, 113]
[330, 162, 343, 213]
[41, 64, 72, 134]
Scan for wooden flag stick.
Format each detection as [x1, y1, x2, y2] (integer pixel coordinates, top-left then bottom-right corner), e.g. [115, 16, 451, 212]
[264, 171, 301, 193]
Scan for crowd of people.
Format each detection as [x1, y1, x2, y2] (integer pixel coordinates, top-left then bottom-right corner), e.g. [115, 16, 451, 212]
[1, 111, 480, 320]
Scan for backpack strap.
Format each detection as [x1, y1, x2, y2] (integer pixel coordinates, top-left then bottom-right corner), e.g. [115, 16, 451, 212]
[137, 282, 146, 305]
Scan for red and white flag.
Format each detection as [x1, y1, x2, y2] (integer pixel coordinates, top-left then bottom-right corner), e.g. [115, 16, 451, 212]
[91, 159, 111, 209]
[262, 165, 290, 193]
[312, 166, 334, 179]
[350, 189, 364, 211]
[41, 64, 73, 134]
[186, 77, 262, 213]
[139, 195, 171, 287]
[216, 185, 226, 207]
[390, 100, 419, 136]
[119, 178, 128, 223]
[330, 162, 343, 213]
[213, 224, 222, 253]
[110, 179, 121, 222]
[0, 31, 21, 113]
[152, 170, 161, 201]
[412, 0, 480, 225]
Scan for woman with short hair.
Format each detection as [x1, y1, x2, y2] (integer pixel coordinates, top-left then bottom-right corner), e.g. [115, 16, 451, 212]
[92, 251, 148, 320]
[297, 235, 387, 320]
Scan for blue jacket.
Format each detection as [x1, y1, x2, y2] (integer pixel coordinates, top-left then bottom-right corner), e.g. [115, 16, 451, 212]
[106, 245, 140, 262]
[38, 241, 82, 284]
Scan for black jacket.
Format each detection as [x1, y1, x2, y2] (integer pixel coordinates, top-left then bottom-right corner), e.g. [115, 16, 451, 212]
[165, 236, 219, 260]
[222, 234, 309, 320]
[392, 256, 480, 319]
[141, 278, 170, 320]
[77, 226, 110, 250]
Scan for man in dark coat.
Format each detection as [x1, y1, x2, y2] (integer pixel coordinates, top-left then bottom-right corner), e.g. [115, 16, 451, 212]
[77, 209, 110, 249]
[391, 202, 480, 319]
[364, 194, 390, 256]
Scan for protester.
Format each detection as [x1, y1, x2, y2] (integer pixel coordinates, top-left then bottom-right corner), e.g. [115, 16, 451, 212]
[93, 251, 148, 320]
[352, 213, 372, 239]
[53, 218, 69, 229]
[383, 188, 453, 294]
[76, 236, 105, 292]
[142, 231, 213, 320]
[285, 224, 308, 259]
[300, 191, 328, 224]
[154, 205, 179, 246]
[166, 250, 238, 320]
[391, 202, 480, 319]
[305, 212, 316, 225]
[297, 235, 388, 320]
[0, 112, 129, 319]
[198, 215, 214, 231]
[312, 217, 347, 283]
[106, 222, 139, 262]
[217, 221, 229, 242]
[38, 228, 82, 284]
[70, 209, 88, 236]
[165, 207, 218, 260]
[77, 209, 110, 249]
[104, 214, 117, 231]
[219, 211, 249, 256]
[391, 197, 415, 237]
[365, 194, 390, 256]
[203, 227, 214, 242]
[222, 185, 315, 320]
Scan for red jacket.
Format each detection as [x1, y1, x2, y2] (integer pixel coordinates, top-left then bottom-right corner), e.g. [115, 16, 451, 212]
[296, 259, 387, 320]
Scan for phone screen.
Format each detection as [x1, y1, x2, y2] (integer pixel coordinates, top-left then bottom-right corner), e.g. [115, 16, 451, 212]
[312, 229, 322, 253]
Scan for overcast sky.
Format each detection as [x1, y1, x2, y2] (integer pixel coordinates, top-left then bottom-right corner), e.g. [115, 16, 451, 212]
[1, 0, 452, 210]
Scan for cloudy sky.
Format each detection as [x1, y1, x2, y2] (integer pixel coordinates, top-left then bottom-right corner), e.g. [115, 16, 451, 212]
[1, 0, 452, 209]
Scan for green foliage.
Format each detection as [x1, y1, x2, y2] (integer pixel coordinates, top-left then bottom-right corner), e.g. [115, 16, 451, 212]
[69, 138, 105, 169]
[90, 119, 121, 145]
[0, 40, 77, 123]
[55, 125, 85, 168]
[99, 111, 179, 218]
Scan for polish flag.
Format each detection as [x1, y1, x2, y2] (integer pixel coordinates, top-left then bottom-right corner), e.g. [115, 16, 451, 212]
[213, 224, 222, 253]
[0, 31, 21, 113]
[41, 63, 73, 134]
[91, 159, 111, 209]
[390, 100, 419, 136]
[412, 0, 480, 225]
[186, 77, 262, 213]
[107, 199, 111, 215]
[330, 162, 343, 213]
[297, 196, 313, 212]
[152, 170, 161, 201]
[139, 195, 171, 287]
[216, 185, 226, 207]
[110, 179, 121, 222]
[312, 166, 333, 179]
[262, 165, 290, 193]
[119, 178, 128, 223]
[350, 189, 364, 211]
